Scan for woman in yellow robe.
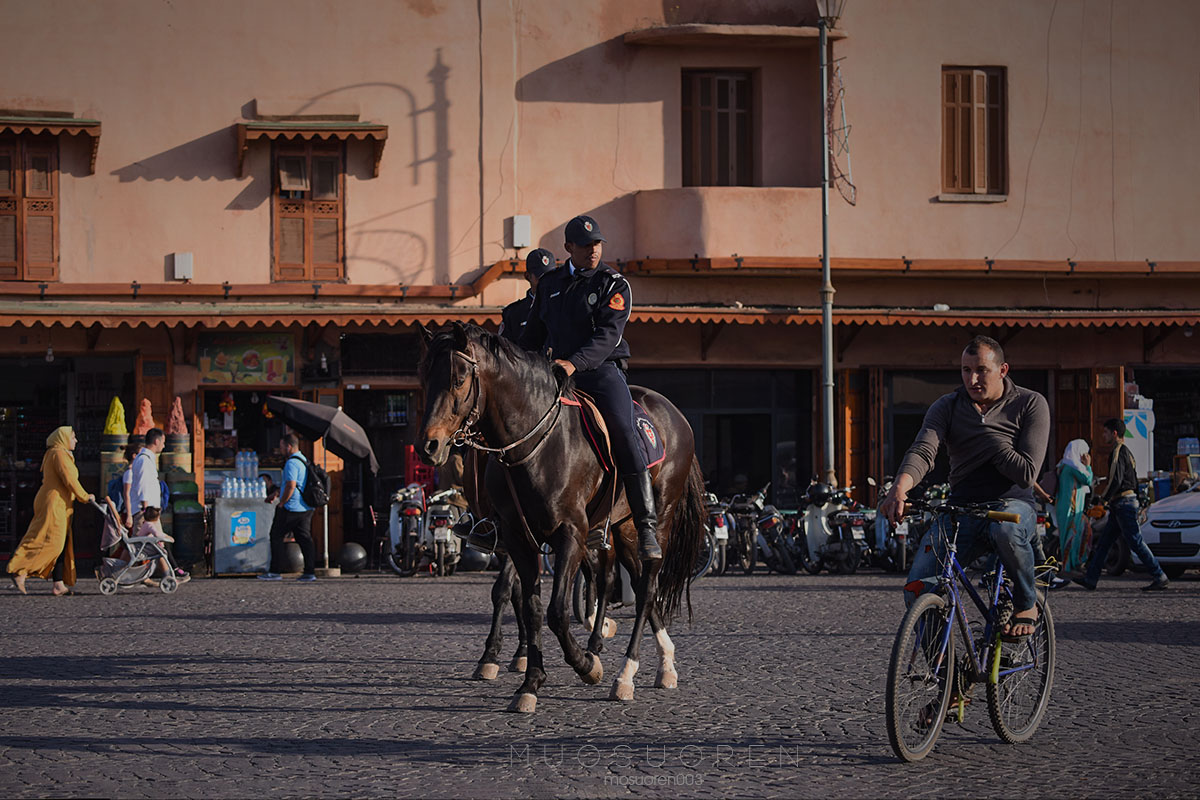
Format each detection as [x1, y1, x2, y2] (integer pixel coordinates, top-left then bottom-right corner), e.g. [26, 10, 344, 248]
[7, 426, 94, 595]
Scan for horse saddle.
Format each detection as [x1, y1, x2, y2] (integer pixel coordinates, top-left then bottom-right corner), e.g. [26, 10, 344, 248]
[562, 390, 665, 474]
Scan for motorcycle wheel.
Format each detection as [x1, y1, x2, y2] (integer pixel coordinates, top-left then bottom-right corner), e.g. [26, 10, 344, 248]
[771, 533, 797, 575]
[402, 534, 419, 575]
[435, 541, 446, 577]
[692, 529, 716, 580]
[384, 541, 406, 576]
[738, 528, 757, 575]
[713, 543, 726, 576]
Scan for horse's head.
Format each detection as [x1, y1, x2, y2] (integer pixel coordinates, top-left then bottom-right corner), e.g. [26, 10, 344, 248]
[418, 322, 483, 466]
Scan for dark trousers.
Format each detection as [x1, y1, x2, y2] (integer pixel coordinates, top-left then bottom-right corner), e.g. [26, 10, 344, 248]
[270, 507, 316, 574]
[574, 362, 645, 474]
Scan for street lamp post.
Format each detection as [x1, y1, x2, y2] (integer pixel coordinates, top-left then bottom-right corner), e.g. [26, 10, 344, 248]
[816, 0, 845, 486]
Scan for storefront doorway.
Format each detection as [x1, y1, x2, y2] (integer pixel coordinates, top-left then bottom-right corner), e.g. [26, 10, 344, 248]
[628, 368, 812, 509]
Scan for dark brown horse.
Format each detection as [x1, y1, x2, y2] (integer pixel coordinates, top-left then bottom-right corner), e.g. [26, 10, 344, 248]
[419, 322, 704, 713]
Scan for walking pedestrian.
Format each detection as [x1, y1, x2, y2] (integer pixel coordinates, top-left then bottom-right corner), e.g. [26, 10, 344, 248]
[7, 426, 94, 595]
[259, 433, 317, 581]
[1051, 439, 1093, 573]
[1073, 419, 1170, 592]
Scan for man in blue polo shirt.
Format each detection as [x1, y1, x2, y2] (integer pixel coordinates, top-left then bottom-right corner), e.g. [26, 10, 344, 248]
[259, 433, 316, 582]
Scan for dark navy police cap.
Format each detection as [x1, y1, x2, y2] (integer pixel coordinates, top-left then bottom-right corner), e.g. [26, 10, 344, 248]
[564, 215, 606, 246]
[525, 248, 557, 277]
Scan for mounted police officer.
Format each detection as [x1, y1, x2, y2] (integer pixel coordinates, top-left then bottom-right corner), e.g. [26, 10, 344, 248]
[520, 215, 662, 561]
[499, 248, 557, 344]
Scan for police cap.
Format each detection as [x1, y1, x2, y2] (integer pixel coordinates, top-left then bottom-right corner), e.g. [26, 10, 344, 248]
[564, 215, 606, 246]
[525, 248, 557, 278]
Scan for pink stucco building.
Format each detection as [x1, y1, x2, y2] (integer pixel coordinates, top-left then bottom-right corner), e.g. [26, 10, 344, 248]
[2, 0, 1198, 564]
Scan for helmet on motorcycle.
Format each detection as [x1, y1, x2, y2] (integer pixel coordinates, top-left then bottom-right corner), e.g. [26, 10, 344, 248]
[807, 482, 832, 507]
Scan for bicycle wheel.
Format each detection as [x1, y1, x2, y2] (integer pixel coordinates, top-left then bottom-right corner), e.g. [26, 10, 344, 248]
[986, 598, 1055, 744]
[886, 592, 956, 762]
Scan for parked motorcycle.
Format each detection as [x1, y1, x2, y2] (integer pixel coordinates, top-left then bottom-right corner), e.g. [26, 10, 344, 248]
[386, 483, 426, 575]
[870, 476, 918, 572]
[726, 483, 795, 575]
[703, 492, 731, 576]
[386, 484, 466, 576]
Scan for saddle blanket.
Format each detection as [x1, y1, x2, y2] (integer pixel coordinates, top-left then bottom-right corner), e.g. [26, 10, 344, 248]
[633, 401, 665, 469]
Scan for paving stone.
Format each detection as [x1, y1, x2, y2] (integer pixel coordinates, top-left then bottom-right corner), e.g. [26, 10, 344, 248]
[0, 570, 1198, 797]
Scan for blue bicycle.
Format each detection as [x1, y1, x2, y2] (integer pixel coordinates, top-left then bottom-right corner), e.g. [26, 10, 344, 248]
[885, 500, 1056, 761]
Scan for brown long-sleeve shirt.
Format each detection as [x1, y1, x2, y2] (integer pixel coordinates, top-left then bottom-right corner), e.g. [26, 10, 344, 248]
[898, 377, 1050, 502]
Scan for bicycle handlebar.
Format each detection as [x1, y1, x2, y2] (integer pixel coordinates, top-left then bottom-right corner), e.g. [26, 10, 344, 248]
[905, 499, 1022, 525]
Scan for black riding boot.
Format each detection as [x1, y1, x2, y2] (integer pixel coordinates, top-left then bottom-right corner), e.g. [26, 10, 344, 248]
[623, 470, 662, 561]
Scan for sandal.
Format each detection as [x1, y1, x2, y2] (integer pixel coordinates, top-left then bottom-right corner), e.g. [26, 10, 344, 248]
[1000, 614, 1038, 643]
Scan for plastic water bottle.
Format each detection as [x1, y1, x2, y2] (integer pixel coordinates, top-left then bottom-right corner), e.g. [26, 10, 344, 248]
[236, 451, 244, 480]
[250, 451, 259, 480]
[258, 477, 266, 499]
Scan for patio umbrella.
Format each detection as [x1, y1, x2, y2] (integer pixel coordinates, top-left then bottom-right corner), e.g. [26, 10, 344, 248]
[266, 396, 380, 572]
[266, 396, 379, 474]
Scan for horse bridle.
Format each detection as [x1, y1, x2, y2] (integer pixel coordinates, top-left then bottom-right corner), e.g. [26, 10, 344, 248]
[447, 348, 565, 467]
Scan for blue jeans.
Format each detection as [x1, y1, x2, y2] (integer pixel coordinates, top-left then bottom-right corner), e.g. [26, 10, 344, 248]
[904, 498, 1038, 613]
[1083, 496, 1164, 585]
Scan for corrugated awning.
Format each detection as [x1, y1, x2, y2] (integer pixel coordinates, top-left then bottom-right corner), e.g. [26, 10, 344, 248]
[3, 301, 1199, 331]
[235, 121, 389, 178]
[634, 307, 1200, 328]
[0, 115, 102, 174]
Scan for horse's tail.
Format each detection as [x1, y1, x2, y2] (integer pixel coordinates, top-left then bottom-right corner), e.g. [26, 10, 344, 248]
[655, 456, 706, 626]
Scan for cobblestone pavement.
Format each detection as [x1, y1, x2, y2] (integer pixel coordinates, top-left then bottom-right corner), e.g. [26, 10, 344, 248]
[1, 567, 1198, 798]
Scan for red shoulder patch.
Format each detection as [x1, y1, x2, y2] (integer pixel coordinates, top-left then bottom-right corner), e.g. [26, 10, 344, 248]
[608, 293, 626, 311]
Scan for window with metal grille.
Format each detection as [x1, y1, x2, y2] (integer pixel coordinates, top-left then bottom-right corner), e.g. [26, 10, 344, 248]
[682, 70, 754, 187]
[942, 67, 1007, 194]
[273, 142, 344, 281]
[0, 136, 58, 281]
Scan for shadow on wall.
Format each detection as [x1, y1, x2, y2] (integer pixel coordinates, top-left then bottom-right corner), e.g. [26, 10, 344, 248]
[106, 50, 454, 285]
[536, 195, 636, 263]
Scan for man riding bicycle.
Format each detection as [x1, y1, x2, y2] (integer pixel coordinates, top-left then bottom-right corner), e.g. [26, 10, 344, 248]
[881, 335, 1050, 640]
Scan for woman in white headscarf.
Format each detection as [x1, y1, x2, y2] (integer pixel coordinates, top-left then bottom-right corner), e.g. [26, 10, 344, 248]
[7, 426, 94, 594]
[1053, 439, 1093, 572]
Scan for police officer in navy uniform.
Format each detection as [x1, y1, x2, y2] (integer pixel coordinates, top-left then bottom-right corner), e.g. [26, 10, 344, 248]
[499, 248, 557, 344]
[520, 215, 662, 561]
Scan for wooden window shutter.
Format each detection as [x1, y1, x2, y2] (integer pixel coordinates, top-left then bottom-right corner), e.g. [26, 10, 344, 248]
[0, 142, 16, 275]
[971, 70, 989, 194]
[986, 70, 1007, 193]
[22, 144, 57, 280]
[273, 144, 344, 281]
[942, 69, 974, 193]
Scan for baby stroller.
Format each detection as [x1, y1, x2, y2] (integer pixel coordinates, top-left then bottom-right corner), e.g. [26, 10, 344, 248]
[92, 500, 180, 595]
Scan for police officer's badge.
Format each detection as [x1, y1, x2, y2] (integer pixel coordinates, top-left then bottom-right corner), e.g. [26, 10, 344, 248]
[587, 292, 598, 306]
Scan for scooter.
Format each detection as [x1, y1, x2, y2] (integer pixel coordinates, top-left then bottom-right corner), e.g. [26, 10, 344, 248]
[795, 480, 860, 574]
[386, 483, 426, 575]
[422, 488, 466, 576]
[704, 492, 731, 576]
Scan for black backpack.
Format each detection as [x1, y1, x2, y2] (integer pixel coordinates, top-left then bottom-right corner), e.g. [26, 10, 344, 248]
[289, 455, 330, 508]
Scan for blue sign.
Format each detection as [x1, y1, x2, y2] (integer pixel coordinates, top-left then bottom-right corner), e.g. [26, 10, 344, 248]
[230, 511, 256, 546]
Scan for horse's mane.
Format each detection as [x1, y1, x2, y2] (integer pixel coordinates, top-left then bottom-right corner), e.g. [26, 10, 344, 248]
[421, 323, 567, 395]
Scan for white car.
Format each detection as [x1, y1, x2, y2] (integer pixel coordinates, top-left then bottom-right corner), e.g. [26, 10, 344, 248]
[1138, 483, 1200, 579]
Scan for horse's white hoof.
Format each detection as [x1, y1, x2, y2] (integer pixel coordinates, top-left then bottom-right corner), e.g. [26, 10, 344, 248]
[609, 681, 635, 702]
[655, 666, 678, 689]
[473, 662, 500, 681]
[602, 617, 618, 638]
[507, 692, 538, 713]
[508, 656, 527, 673]
[580, 654, 603, 685]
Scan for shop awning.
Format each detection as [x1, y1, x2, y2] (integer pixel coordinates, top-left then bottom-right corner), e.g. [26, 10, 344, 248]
[0, 115, 102, 174]
[3, 301, 1200, 331]
[0, 300, 500, 329]
[235, 121, 389, 178]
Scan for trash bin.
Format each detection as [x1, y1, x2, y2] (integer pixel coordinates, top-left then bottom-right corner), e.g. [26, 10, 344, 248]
[173, 506, 207, 572]
[1153, 476, 1173, 502]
